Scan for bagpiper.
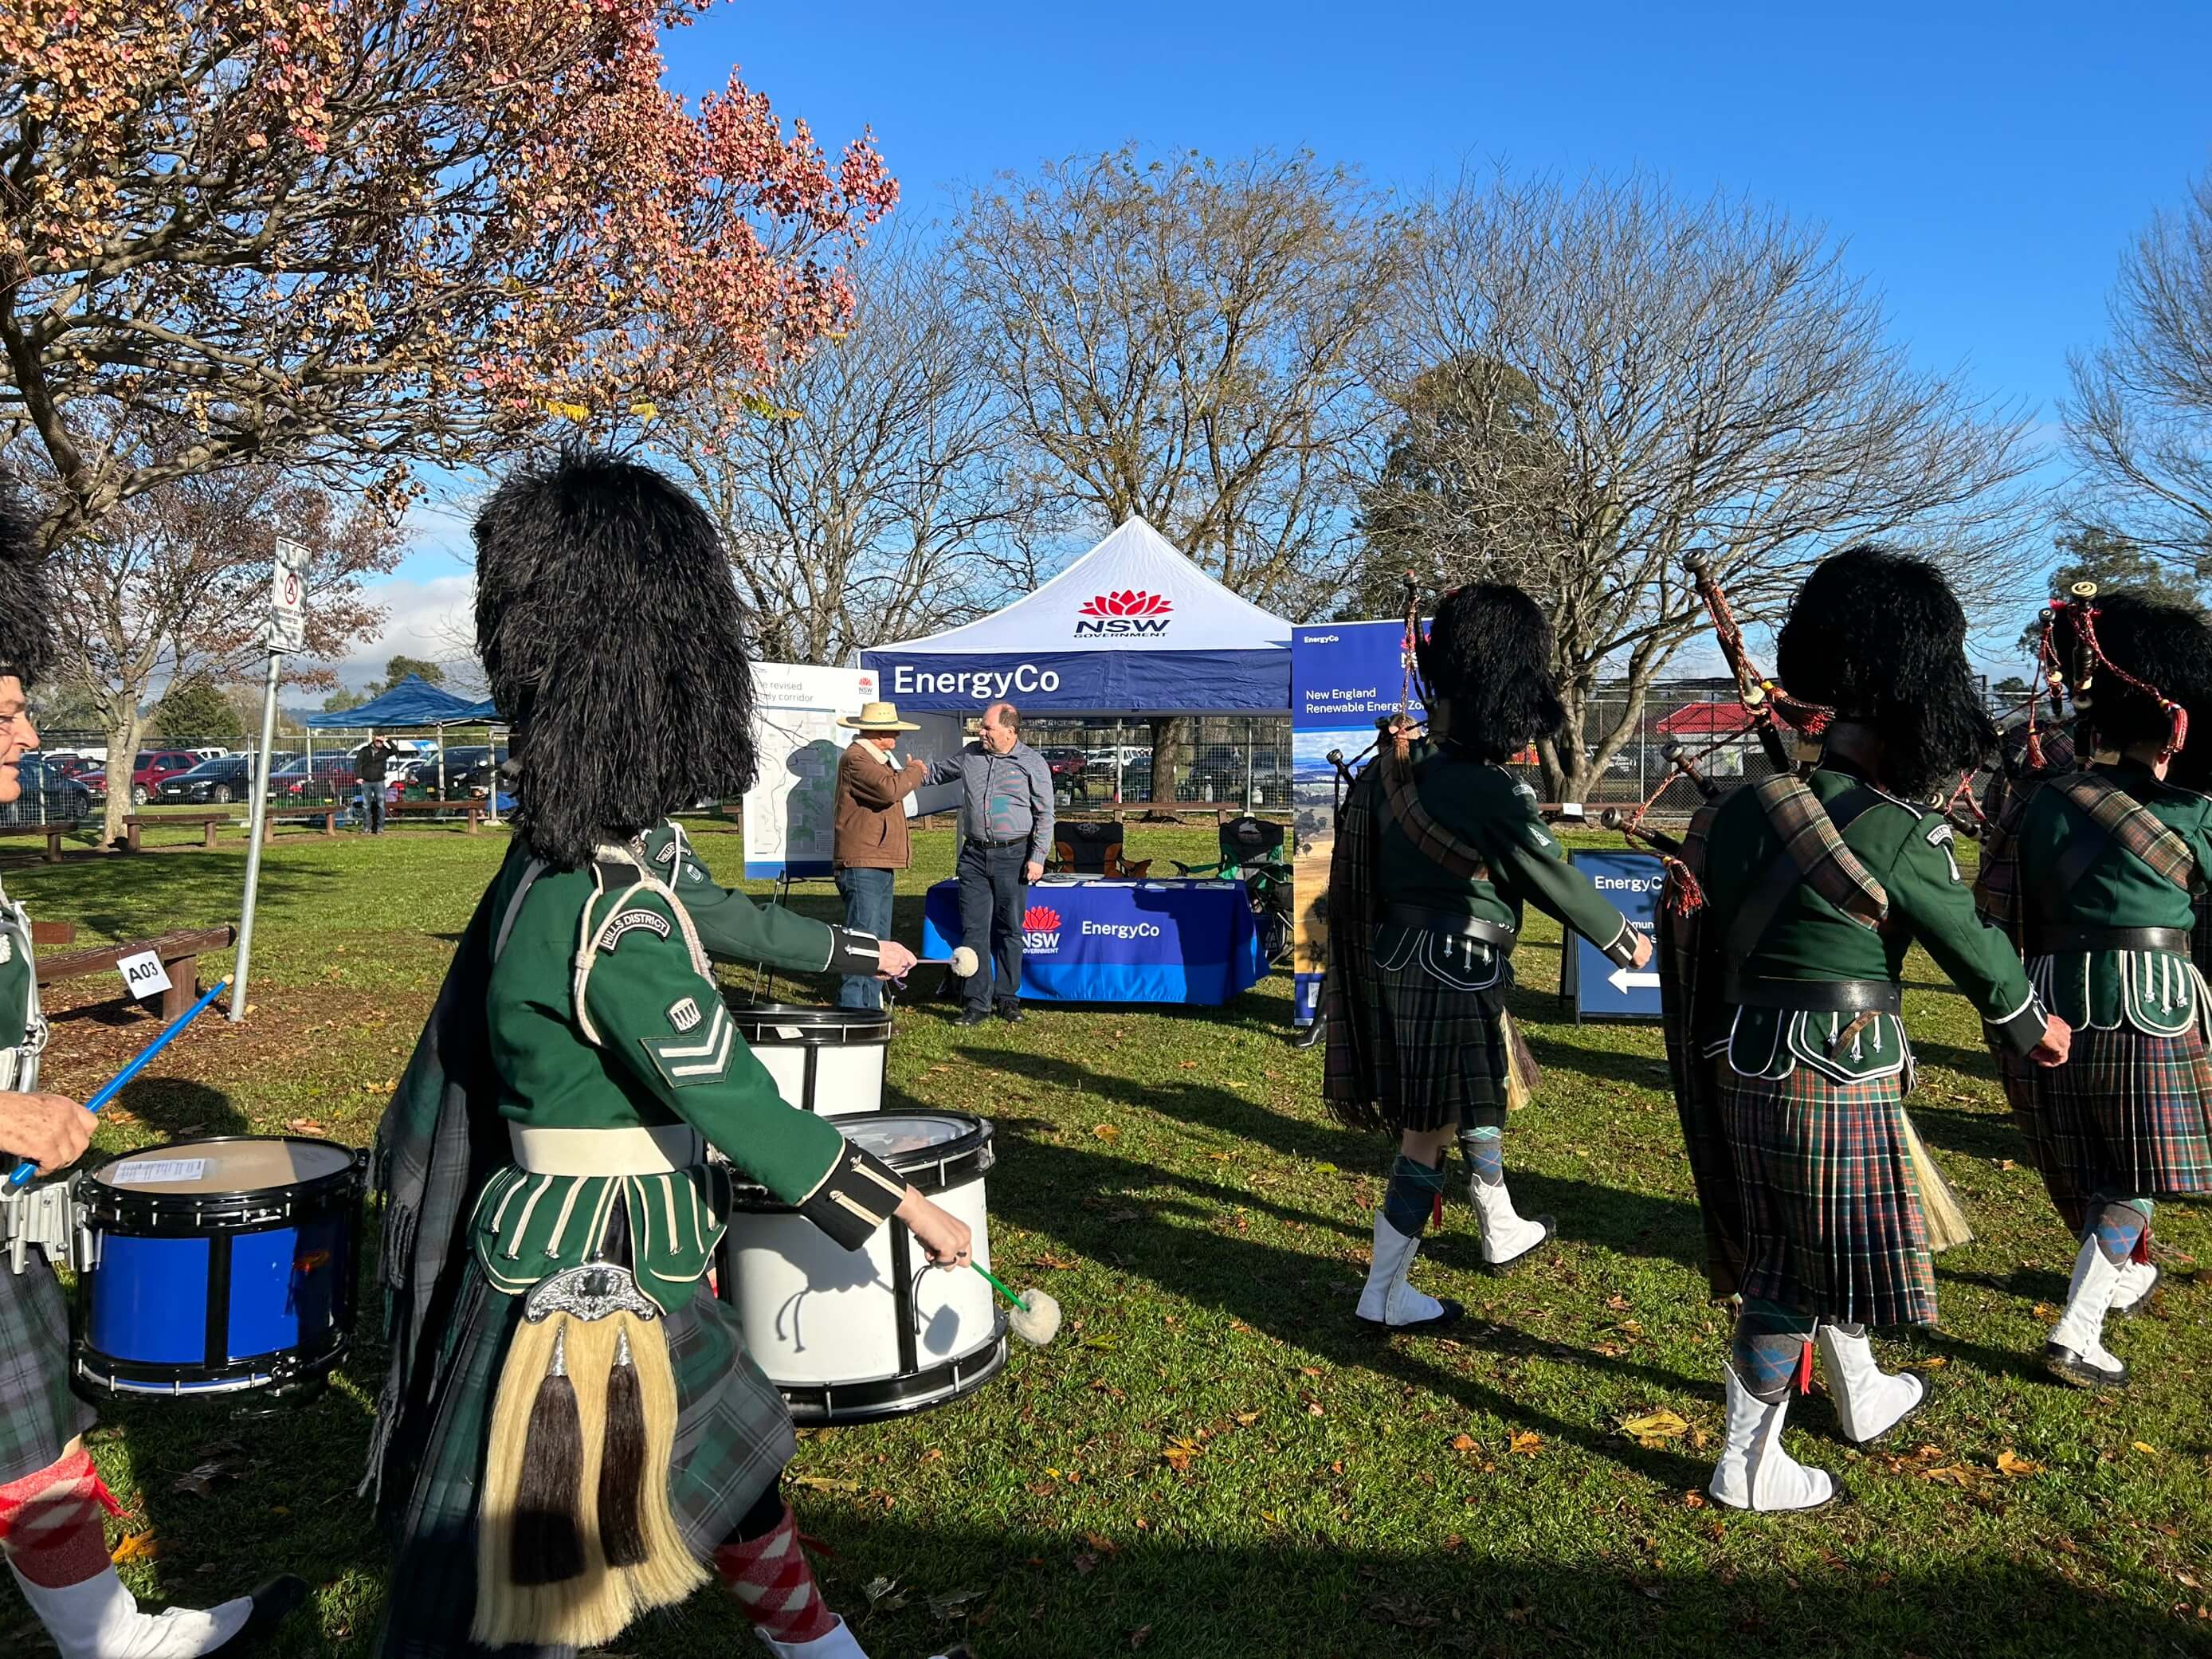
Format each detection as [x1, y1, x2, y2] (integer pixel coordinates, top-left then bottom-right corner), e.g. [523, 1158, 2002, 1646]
[1325, 582, 1649, 1332]
[364, 451, 967, 1659]
[1661, 546, 2070, 1512]
[1974, 590, 2212, 1386]
[0, 474, 308, 1656]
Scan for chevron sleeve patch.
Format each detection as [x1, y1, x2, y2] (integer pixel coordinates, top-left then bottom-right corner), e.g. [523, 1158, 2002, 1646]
[641, 998, 735, 1088]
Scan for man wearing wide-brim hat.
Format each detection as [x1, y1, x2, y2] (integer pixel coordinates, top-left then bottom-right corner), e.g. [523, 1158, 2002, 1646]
[833, 701, 928, 1010]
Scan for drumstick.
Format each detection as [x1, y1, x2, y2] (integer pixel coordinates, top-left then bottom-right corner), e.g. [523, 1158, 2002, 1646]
[971, 1262, 1063, 1347]
[898, 945, 980, 979]
[6, 976, 233, 1191]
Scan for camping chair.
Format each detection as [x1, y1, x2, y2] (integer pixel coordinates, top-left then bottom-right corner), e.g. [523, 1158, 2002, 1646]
[1172, 814, 1295, 965]
[1049, 820, 1152, 879]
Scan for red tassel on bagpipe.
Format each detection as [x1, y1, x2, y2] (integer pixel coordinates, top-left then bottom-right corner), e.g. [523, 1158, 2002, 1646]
[1661, 854, 1705, 917]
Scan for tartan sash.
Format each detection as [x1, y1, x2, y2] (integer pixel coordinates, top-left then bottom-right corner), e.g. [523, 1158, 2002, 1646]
[1973, 779, 2035, 939]
[1658, 791, 1747, 1300]
[1377, 742, 1488, 880]
[1751, 773, 1888, 931]
[2051, 771, 2196, 892]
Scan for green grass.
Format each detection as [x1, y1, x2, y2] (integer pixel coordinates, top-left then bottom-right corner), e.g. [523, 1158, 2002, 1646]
[3, 823, 2208, 1657]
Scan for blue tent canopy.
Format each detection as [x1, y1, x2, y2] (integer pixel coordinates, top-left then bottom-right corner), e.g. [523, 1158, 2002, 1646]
[861, 518, 1290, 716]
[302, 674, 500, 728]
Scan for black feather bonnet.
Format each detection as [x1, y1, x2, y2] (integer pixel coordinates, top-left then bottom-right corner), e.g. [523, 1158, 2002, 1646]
[0, 473, 57, 688]
[2049, 591, 2212, 787]
[474, 449, 759, 869]
[1776, 544, 1995, 802]
[1416, 582, 1567, 763]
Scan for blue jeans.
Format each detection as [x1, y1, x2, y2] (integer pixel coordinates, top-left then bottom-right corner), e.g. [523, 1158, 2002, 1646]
[836, 866, 895, 1010]
[957, 842, 1030, 1014]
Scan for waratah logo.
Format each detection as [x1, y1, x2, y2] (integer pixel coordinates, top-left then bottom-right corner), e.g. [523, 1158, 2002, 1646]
[1022, 904, 1064, 954]
[1074, 590, 1173, 637]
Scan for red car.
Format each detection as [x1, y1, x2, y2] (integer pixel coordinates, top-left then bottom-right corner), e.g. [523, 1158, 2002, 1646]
[129, 749, 203, 806]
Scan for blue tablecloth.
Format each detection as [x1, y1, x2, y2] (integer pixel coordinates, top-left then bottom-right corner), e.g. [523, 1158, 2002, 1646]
[921, 877, 1266, 1006]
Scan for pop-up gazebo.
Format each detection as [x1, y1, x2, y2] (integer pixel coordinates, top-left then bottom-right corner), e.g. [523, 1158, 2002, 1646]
[861, 517, 1291, 716]
[301, 673, 503, 811]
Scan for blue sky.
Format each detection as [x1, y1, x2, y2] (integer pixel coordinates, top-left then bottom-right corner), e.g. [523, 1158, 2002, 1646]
[363, 2, 2212, 680]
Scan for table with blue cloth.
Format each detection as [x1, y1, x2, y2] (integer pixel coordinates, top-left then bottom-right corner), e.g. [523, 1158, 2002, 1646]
[920, 877, 1268, 1006]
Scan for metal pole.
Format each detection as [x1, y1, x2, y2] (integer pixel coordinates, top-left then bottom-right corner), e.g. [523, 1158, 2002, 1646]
[230, 648, 282, 1023]
[1244, 720, 1256, 809]
[437, 726, 447, 813]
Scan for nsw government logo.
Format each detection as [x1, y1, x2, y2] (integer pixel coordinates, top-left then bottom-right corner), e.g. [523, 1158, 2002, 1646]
[1022, 904, 1064, 954]
[1074, 590, 1172, 637]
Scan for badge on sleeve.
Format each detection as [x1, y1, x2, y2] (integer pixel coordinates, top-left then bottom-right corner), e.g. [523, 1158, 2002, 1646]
[599, 908, 673, 951]
[667, 997, 702, 1033]
[1925, 820, 1963, 884]
[642, 1001, 733, 1088]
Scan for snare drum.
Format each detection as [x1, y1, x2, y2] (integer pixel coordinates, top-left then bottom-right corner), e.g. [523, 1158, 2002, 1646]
[73, 1136, 365, 1401]
[719, 1110, 1003, 1424]
[724, 1002, 890, 1115]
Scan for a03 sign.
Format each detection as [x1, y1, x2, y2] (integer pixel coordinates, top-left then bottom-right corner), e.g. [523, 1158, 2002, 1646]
[269, 537, 309, 653]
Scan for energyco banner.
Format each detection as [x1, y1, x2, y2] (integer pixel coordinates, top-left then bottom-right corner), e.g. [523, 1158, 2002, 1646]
[1288, 618, 1425, 1028]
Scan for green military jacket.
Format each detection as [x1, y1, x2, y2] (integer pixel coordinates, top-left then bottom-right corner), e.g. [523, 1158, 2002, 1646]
[638, 822, 880, 974]
[1379, 739, 1637, 971]
[1696, 759, 2045, 1082]
[2014, 759, 2212, 1037]
[0, 885, 35, 1057]
[469, 831, 901, 1311]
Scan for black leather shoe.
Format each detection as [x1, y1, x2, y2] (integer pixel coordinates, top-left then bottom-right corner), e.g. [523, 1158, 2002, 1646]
[2043, 1340, 2128, 1390]
[207, 1575, 311, 1654]
[1355, 1296, 1464, 1335]
[955, 1009, 989, 1028]
[996, 1003, 1026, 1023]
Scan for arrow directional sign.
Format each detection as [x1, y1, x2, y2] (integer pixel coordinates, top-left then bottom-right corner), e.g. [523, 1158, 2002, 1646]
[1567, 849, 1667, 1022]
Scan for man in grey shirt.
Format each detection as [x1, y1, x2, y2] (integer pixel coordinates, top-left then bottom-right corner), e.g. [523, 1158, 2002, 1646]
[928, 700, 1055, 1026]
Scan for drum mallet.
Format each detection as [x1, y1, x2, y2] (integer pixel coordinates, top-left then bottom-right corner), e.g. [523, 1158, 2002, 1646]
[6, 976, 232, 1191]
[905, 945, 979, 979]
[971, 1262, 1063, 1347]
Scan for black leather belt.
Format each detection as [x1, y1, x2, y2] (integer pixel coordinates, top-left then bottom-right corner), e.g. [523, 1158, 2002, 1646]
[1382, 903, 1517, 950]
[1724, 975, 1902, 1014]
[2026, 924, 2190, 955]
[968, 835, 1029, 850]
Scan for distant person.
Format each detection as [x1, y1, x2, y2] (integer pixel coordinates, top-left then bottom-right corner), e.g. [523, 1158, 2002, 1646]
[929, 700, 1053, 1026]
[355, 729, 397, 834]
[833, 702, 928, 1010]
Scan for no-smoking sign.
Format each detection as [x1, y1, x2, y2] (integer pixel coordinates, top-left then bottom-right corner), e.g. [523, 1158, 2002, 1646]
[269, 536, 309, 653]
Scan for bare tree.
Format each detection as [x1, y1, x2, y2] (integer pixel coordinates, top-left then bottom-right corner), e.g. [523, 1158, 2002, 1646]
[38, 451, 402, 842]
[1365, 168, 2044, 804]
[956, 147, 1403, 798]
[2065, 169, 2212, 563]
[657, 237, 1037, 666]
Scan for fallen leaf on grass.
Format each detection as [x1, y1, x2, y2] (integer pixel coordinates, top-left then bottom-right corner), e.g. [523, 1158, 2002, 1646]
[112, 1533, 163, 1565]
[1033, 1253, 1080, 1270]
[1920, 1464, 1990, 1492]
[2032, 1303, 2057, 1321]
[1997, 1450, 2041, 1478]
[1508, 1431, 1543, 1457]
[1619, 1409, 1691, 1448]
[1130, 1626, 1152, 1649]
[790, 1476, 860, 1493]
[862, 1576, 910, 1613]
[1909, 1355, 1948, 1371]
[1160, 1437, 1203, 1472]
[1449, 1433, 1479, 1453]
[1073, 1551, 1100, 1576]
[928, 1587, 985, 1619]
[284, 1119, 324, 1135]
[1234, 1410, 1262, 1426]
[171, 1461, 240, 1498]
[1092, 1124, 1121, 1141]
[2133, 1441, 2160, 1457]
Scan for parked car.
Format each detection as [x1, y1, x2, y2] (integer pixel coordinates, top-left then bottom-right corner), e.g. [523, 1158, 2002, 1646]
[267, 753, 358, 806]
[128, 749, 203, 806]
[156, 753, 290, 806]
[0, 756, 93, 826]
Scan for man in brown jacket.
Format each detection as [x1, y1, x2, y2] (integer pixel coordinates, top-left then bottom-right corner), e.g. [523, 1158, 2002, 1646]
[833, 701, 928, 1009]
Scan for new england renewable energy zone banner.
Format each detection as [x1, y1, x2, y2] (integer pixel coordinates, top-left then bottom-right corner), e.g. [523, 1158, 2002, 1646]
[1290, 618, 1422, 1027]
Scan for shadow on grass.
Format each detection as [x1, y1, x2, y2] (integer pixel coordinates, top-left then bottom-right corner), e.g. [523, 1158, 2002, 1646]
[9, 847, 324, 944]
[710, 1512, 2183, 1659]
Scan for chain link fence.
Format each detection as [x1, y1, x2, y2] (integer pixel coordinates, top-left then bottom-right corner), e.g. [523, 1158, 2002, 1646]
[1022, 716, 1292, 810]
[22, 729, 503, 820]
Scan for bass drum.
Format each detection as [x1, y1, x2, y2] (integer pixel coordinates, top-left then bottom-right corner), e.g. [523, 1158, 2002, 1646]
[73, 1135, 365, 1401]
[724, 1001, 889, 1116]
[718, 1110, 1003, 1424]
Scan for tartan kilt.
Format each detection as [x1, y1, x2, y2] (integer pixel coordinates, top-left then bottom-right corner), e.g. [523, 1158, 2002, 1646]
[0, 1254, 98, 1485]
[1720, 1063, 1936, 1328]
[1373, 926, 1513, 1135]
[2006, 1022, 2212, 1230]
[375, 1266, 795, 1659]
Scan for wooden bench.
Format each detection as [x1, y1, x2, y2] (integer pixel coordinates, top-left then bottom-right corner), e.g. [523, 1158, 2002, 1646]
[0, 823, 76, 863]
[390, 799, 484, 833]
[37, 924, 237, 1022]
[261, 807, 340, 842]
[121, 811, 228, 852]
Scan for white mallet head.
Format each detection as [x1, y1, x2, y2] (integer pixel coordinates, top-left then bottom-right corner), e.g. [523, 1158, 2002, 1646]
[947, 944, 980, 978]
[1007, 1288, 1062, 1347]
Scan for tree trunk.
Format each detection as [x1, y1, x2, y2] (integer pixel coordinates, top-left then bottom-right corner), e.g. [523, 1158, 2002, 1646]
[1148, 716, 1186, 807]
[101, 708, 145, 846]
